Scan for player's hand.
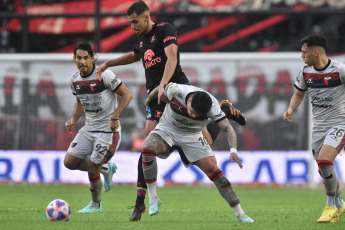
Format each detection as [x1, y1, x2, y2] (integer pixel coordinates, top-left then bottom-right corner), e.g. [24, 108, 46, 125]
[96, 63, 107, 81]
[230, 152, 243, 169]
[158, 85, 168, 104]
[110, 119, 120, 131]
[65, 120, 75, 133]
[283, 108, 293, 122]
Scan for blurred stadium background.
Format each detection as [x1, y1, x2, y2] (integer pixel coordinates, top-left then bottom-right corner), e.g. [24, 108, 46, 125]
[1, 0, 345, 186]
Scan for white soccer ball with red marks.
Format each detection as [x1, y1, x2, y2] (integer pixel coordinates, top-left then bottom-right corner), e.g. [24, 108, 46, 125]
[46, 199, 71, 221]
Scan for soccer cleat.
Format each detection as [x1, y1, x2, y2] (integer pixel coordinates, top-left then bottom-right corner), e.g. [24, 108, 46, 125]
[103, 163, 117, 192]
[77, 202, 102, 213]
[220, 100, 246, 126]
[238, 214, 254, 223]
[149, 197, 161, 216]
[331, 204, 345, 223]
[129, 203, 146, 222]
[317, 206, 337, 223]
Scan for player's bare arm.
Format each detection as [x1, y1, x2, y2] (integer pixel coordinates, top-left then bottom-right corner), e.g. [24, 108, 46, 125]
[65, 97, 84, 132]
[110, 84, 132, 130]
[158, 44, 178, 104]
[283, 89, 305, 122]
[96, 52, 141, 81]
[144, 133, 174, 155]
[217, 118, 243, 168]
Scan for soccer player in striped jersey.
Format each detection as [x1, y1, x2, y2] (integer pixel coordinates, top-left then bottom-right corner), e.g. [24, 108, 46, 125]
[64, 42, 132, 213]
[283, 34, 345, 223]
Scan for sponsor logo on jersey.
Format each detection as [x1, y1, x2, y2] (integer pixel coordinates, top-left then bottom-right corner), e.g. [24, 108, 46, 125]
[151, 35, 155, 42]
[163, 36, 176, 43]
[140, 42, 143, 48]
[306, 78, 313, 84]
[144, 49, 161, 69]
[76, 85, 80, 90]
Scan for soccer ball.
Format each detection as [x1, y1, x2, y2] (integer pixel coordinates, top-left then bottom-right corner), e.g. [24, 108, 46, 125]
[46, 199, 71, 221]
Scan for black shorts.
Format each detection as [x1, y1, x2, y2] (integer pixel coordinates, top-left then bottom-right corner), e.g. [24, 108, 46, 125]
[146, 98, 166, 122]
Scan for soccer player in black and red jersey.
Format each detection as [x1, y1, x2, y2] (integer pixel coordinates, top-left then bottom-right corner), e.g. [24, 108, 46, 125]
[96, 0, 246, 222]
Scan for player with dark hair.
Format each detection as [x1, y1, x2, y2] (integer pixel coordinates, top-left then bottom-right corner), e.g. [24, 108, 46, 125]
[141, 82, 254, 223]
[64, 42, 132, 212]
[96, 0, 245, 221]
[283, 34, 345, 223]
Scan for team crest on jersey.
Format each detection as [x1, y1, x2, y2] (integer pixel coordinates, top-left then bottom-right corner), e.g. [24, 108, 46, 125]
[90, 83, 97, 92]
[324, 76, 331, 86]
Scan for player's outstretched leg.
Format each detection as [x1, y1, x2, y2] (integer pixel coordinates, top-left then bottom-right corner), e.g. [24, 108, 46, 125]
[220, 100, 246, 126]
[103, 162, 117, 192]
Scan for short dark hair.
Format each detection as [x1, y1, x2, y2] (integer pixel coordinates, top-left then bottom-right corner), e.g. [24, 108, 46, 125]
[74, 42, 94, 57]
[191, 91, 212, 117]
[127, 1, 150, 16]
[300, 34, 327, 50]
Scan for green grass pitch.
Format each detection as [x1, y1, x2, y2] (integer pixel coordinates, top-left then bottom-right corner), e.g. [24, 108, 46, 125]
[0, 184, 344, 230]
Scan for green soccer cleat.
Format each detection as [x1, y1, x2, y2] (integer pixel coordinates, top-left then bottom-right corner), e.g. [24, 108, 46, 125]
[238, 214, 254, 223]
[331, 203, 345, 223]
[149, 197, 161, 216]
[103, 163, 117, 192]
[77, 202, 102, 213]
[317, 206, 337, 223]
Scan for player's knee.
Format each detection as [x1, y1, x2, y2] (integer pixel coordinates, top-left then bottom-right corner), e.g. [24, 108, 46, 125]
[63, 155, 78, 170]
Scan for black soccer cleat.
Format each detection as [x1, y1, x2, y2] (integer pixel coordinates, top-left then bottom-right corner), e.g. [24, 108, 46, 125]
[220, 100, 246, 126]
[129, 203, 146, 222]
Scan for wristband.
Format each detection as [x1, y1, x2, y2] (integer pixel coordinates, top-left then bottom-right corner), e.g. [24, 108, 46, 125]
[111, 118, 119, 121]
[230, 148, 237, 154]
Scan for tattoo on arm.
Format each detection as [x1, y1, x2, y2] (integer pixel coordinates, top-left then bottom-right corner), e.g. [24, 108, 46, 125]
[217, 119, 237, 149]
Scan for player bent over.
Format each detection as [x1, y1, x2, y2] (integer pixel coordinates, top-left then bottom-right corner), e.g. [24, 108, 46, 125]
[64, 42, 132, 213]
[283, 34, 345, 223]
[141, 83, 254, 223]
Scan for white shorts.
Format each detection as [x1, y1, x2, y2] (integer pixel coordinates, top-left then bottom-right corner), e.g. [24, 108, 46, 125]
[67, 126, 113, 164]
[152, 123, 214, 167]
[312, 125, 345, 160]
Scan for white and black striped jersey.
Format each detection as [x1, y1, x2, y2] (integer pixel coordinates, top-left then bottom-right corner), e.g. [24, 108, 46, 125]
[159, 83, 226, 133]
[70, 65, 122, 132]
[294, 59, 345, 128]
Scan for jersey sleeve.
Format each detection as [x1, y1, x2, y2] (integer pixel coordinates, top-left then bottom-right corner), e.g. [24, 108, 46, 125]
[294, 66, 308, 91]
[208, 94, 226, 122]
[160, 23, 178, 48]
[102, 69, 123, 92]
[165, 82, 179, 100]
